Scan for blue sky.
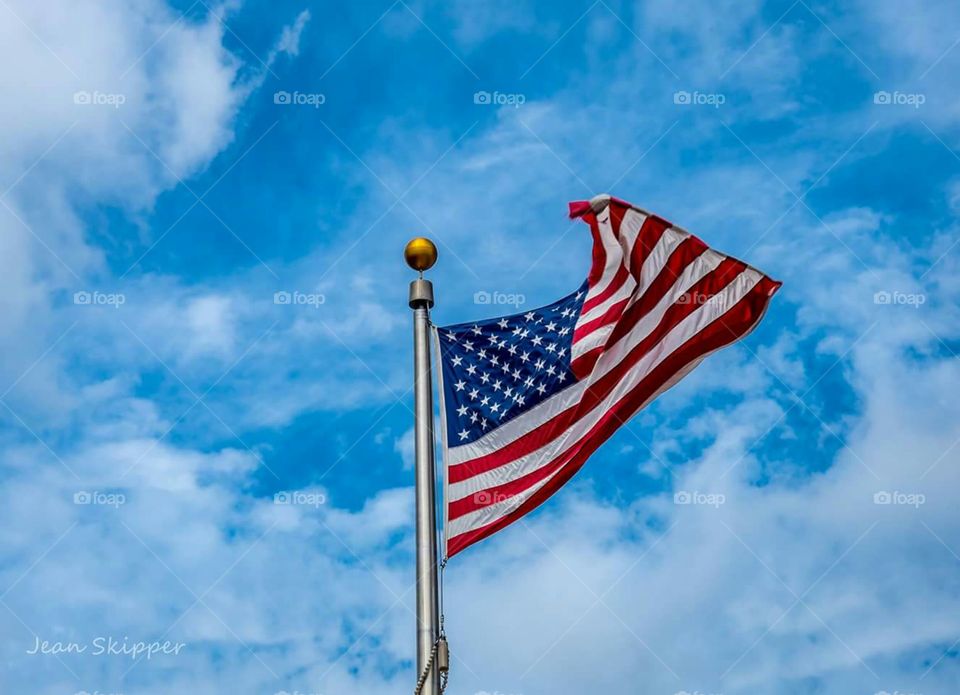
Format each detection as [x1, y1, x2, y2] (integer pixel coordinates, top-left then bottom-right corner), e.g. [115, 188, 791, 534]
[1, 1, 960, 693]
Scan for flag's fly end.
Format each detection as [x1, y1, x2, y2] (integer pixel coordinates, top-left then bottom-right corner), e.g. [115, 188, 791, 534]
[568, 193, 617, 218]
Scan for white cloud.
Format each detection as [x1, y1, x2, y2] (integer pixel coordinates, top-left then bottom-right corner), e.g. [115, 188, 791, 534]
[183, 294, 238, 358]
[0, 0, 254, 425]
[394, 426, 415, 470]
[273, 9, 312, 59]
[445, 0, 537, 48]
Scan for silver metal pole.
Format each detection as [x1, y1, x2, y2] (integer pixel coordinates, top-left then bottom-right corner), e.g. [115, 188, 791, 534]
[407, 241, 441, 695]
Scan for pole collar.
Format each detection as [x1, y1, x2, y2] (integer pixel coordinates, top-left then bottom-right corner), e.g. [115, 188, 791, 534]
[409, 278, 434, 309]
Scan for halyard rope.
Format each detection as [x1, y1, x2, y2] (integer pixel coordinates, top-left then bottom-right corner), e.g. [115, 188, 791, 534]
[413, 639, 440, 695]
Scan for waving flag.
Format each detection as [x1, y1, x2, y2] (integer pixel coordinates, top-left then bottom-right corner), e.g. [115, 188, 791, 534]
[436, 196, 781, 557]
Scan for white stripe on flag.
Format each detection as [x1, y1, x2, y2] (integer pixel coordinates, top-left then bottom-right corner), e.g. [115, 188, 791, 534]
[618, 209, 646, 272]
[447, 469, 562, 539]
[576, 210, 646, 325]
[583, 209, 622, 302]
[637, 227, 690, 295]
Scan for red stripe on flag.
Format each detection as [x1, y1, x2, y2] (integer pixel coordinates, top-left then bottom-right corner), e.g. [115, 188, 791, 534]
[608, 200, 627, 238]
[580, 265, 630, 315]
[607, 236, 711, 347]
[629, 215, 671, 277]
[573, 295, 630, 342]
[583, 212, 606, 289]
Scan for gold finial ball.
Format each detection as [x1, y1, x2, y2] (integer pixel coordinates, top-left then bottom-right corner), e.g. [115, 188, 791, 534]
[404, 237, 438, 272]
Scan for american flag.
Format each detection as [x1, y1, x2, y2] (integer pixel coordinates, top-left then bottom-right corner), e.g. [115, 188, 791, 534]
[436, 196, 781, 557]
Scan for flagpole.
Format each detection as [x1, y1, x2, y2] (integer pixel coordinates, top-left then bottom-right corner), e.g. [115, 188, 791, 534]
[406, 237, 442, 695]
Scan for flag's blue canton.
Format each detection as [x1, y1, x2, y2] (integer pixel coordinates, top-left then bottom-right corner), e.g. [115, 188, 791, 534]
[438, 282, 588, 447]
